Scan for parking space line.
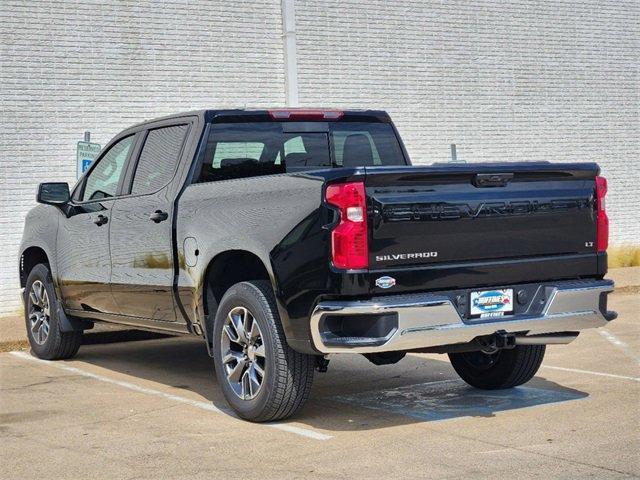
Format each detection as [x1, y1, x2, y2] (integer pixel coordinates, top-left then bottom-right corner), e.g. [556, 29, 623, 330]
[598, 329, 640, 364]
[542, 365, 640, 382]
[9, 351, 332, 441]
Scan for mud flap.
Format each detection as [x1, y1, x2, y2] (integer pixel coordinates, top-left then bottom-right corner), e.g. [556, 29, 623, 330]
[56, 304, 93, 332]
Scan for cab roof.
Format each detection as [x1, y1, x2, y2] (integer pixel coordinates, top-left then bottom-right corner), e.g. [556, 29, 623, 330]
[130, 108, 392, 129]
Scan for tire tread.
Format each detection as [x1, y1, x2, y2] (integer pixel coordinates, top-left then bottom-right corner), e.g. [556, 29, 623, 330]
[248, 280, 314, 421]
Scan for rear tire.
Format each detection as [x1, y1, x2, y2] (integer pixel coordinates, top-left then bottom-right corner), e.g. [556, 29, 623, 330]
[24, 263, 82, 360]
[448, 345, 545, 389]
[212, 280, 315, 422]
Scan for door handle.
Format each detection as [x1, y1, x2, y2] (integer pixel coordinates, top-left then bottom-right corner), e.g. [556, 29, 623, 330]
[93, 214, 108, 226]
[149, 210, 169, 223]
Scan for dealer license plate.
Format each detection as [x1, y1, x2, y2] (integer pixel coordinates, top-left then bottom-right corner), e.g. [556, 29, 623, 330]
[470, 289, 514, 318]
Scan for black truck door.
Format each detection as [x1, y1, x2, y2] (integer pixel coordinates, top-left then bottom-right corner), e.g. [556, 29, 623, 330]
[109, 123, 190, 322]
[57, 134, 136, 314]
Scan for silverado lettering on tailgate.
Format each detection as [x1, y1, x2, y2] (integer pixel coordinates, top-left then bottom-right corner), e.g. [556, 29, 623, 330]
[381, 198, 591, 222]
[375, 252, 438, 262]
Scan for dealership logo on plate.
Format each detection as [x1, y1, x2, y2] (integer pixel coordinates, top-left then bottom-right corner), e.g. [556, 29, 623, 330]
[472, 291, 511, 312]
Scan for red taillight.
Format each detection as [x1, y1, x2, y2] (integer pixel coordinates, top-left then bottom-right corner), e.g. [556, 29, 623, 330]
[596, 176, 609, 252]
[268, 109, 344, 120]
[325, 181, 368, 269]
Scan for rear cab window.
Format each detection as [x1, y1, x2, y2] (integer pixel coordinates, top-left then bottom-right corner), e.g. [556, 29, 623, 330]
[196, 121, 406, 183]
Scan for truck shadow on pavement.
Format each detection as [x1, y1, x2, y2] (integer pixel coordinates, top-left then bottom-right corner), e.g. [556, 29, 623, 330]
[74, 333, 588, 432]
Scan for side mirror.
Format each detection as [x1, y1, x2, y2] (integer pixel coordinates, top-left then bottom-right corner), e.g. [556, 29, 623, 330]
[37, 182, 70, 205]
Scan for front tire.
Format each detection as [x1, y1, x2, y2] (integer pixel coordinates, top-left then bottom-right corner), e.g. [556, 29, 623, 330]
[212, 280, 315, 422]
[448, 345, 545, 389]
[24, 263, 82, 360]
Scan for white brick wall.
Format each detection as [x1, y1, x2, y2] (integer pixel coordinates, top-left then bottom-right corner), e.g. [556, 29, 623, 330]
[0, 0, 285, 314]
[1, 0, 638, 315]
[294, 0, 640, 242]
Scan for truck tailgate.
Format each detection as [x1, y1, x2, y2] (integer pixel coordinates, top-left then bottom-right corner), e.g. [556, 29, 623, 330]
[366, 163, 599, 270]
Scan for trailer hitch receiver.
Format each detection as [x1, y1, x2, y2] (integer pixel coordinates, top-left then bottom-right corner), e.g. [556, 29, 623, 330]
[478, 330, 516, 354]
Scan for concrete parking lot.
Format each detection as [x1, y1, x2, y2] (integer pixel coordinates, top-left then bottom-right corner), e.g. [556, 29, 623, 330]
[2, 291, 638, 479]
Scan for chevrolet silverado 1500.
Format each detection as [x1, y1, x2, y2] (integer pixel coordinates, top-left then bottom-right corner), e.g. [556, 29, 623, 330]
[20, 109, 616, 421]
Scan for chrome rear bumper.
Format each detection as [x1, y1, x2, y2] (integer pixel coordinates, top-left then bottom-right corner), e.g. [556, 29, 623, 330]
[310, 280, 615, 354]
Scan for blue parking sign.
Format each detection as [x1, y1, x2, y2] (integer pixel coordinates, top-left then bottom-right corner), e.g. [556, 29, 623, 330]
[77, 141, 101, 178]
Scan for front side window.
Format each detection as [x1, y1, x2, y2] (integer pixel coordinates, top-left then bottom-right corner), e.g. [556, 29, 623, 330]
[196, 122, 404, 183]
[82, 135, 134, 201]
[131, 124, 189, 195]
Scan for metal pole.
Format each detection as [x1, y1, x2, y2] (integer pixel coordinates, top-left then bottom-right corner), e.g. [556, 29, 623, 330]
[450, 144, 457, 162]
[281, 0, 299, 106]
[84, 131, 90, 143]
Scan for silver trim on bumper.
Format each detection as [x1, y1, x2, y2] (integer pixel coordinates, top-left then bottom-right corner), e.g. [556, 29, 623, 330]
[310, 281, 614, 354]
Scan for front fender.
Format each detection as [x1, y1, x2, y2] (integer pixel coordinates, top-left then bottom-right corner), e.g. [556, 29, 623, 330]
[19, 204, 62, 293]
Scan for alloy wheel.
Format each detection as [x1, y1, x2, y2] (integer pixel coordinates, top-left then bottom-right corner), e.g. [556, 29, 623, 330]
[220, 306, 266, 400]
[28, 280, 51, 345]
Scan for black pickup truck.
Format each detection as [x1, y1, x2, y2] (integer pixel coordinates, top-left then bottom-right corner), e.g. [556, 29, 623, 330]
[20, 108, 616, 421]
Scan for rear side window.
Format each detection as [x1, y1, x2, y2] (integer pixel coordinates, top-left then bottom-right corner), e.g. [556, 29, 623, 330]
[131, 124, 189, 195]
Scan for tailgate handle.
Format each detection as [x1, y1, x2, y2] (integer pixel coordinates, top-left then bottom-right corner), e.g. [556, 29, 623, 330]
[473, 173, 514, 188]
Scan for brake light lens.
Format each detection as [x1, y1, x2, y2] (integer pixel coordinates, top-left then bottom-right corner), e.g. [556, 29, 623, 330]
[325, 181, 368, 269]
[268, 109, 344, 120]
[596, 176, 608, 252]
